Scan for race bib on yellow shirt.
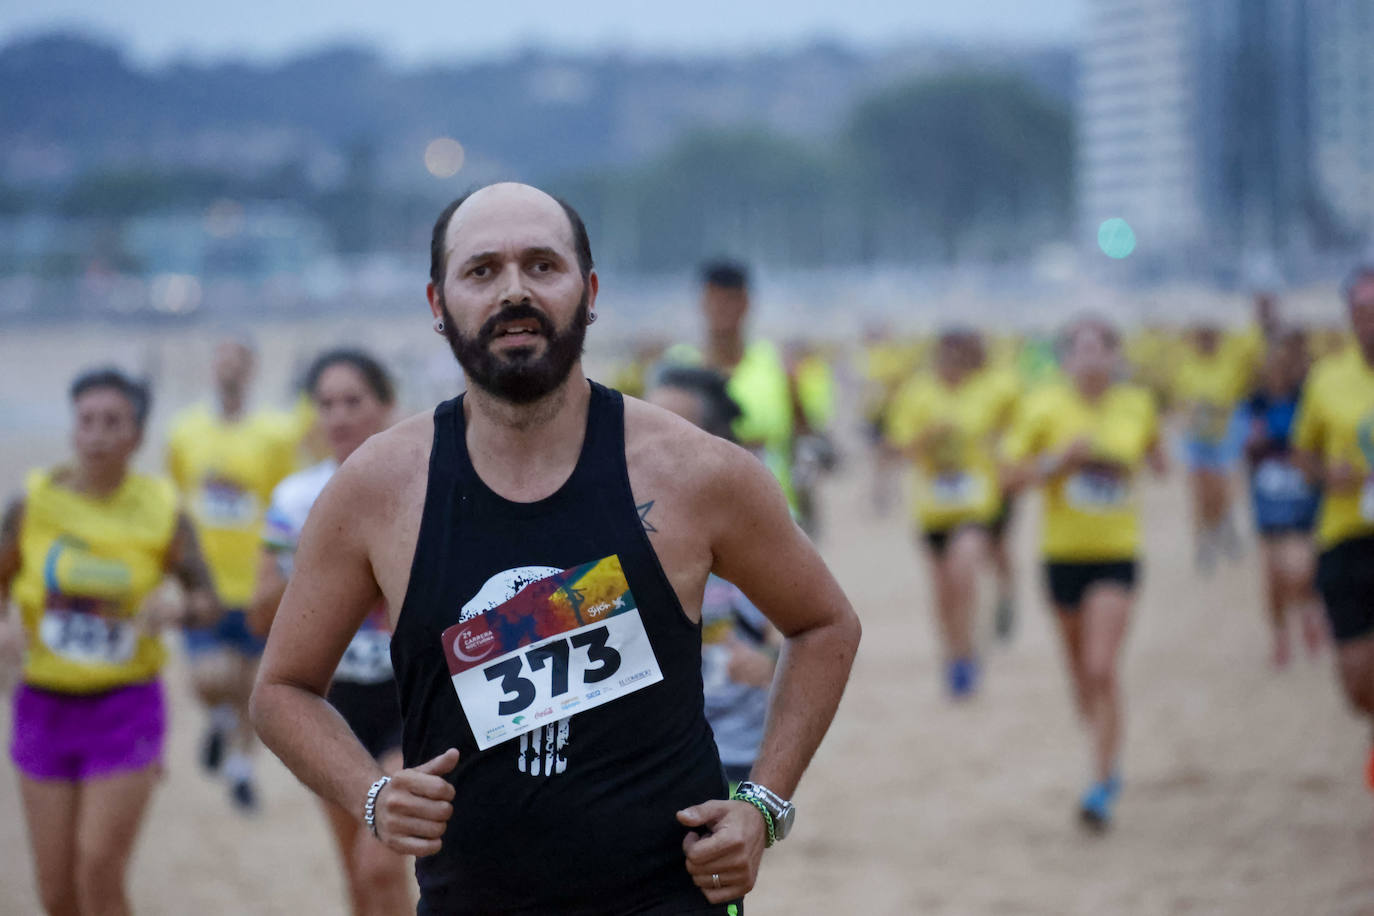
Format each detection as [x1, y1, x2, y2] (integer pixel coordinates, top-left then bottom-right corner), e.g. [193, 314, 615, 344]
[443, 556, 663, 751]
[196, 477, 260, 528]
[39, 609, 137, 666]
[1066, 467, 1131, 513]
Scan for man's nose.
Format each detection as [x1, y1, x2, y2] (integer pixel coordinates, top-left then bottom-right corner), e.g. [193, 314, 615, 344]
[496, 263, 530, 307]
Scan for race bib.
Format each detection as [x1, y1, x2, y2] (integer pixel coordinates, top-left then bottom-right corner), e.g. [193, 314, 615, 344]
[1255, 459, 1310, 501]
[334, 628, 393, 685]
[443, 556, 663, 751]
[928, 472, 984, 507]
[196, 478, 259, 528]
[1066, 469, 1130, 512]
[39, 609, 137, 666]
[1361, 478, 1374, 523]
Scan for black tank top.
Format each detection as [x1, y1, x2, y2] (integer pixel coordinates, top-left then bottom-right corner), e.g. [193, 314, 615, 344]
[392, 381, 729, 915]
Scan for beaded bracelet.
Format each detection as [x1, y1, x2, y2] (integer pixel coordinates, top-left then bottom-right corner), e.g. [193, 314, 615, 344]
[365, 776, 391, 838]
[731, 790, 776, 847]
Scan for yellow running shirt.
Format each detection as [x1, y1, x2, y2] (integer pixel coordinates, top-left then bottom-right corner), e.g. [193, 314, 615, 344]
[166, 406, 298, 607]
[13, 468, 178, 694]
[1293, 348, 1374, 548]
[886, 373, 1006, 531]
[1002, 382, 1159, 561]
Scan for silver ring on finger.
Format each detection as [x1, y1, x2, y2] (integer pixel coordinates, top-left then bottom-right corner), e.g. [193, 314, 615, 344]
[711, 874, 721, 890]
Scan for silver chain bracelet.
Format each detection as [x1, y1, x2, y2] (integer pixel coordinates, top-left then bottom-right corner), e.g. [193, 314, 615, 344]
[364, 775, 391, 838]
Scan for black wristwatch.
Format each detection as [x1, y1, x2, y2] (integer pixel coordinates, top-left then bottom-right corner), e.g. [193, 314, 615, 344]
[734, 781, 796, 844]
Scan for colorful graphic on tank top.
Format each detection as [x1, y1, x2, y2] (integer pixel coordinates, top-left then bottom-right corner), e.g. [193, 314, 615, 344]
[443, 555, 663, 754]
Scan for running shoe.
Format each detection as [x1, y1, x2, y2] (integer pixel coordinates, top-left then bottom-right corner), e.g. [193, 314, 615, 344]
[946, 657, 980, 699]
[200, 728, 225, 773]
[1078, 774, 1121, 832]
[994, 596, 1016, 642]
[231, 778, 259, 813]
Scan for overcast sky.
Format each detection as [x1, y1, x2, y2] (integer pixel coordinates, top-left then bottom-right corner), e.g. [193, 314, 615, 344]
[0, 0, 1081, 65]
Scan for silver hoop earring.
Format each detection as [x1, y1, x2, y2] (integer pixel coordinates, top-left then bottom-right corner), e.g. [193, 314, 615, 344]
[433, 317, 445, 334]
[586, 311, 597, 325]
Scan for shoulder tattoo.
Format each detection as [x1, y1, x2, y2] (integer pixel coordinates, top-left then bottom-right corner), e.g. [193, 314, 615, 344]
[637, 500, 658, 534]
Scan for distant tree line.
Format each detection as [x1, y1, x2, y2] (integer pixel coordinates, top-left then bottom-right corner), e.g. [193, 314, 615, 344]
[3, 71, 1072, 274]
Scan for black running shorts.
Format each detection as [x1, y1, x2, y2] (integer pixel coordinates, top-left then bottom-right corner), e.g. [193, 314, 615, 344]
[1044, 560, 1137, 611]
[1316, 535, 1374, 644]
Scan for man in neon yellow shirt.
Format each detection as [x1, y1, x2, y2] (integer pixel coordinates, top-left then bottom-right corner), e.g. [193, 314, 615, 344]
[167, 338, 298, 810]
[1293, 265, 1374, 789]
[670, 262, 799, 511]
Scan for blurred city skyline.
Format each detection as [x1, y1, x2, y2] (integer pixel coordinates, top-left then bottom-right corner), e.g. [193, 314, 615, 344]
[0, 0, 1082, 65]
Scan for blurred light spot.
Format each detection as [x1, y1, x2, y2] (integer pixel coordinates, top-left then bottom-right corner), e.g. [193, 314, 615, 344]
[425, 138, 466, 178]
[1098, 218, 1136, 260]
[204, 199, 245, 239]
[150, 274, 202, 314]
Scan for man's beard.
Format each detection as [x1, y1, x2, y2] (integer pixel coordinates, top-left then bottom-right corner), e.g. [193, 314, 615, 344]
[440, 288, 588, 405]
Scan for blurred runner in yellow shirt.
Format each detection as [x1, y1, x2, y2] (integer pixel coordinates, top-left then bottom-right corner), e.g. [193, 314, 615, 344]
[1293, 265, 1374, 789]
[1173, 323, 1255, 572]
[1002, 316, 1166, 830]
[861, 326, 921, 516]
[887, 330, 1003, 698]
[0, 368, 218, 914]
[166, 338, 298, 811]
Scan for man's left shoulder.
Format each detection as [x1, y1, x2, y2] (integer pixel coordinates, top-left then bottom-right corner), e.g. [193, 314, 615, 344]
[622, 396, 757, 492]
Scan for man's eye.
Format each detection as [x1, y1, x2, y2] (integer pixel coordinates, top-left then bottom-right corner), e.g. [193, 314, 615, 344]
[470, 266, 489, 278]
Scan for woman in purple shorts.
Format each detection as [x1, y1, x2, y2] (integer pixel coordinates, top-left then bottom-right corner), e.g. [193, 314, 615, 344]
[0, 368, 218, 915]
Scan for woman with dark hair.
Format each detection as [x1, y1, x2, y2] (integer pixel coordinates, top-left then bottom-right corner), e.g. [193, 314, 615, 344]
[1001, 318, 1167, 830]
[0, 367, 219, 915]
[248, 348, 411, 915]
[1244, 328, 1325, 667]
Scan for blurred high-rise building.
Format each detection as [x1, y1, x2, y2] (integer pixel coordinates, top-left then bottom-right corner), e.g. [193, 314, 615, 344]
[1079, 0, 1371, 282]
[1078, 0, 1205, 273]
[1309, 0, 1374, 242]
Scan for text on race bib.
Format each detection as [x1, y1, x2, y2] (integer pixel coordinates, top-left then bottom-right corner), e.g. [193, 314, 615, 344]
[40, 609, 137, 666]
[1065, 469, 1131, 513]
[443, 556, 663, 751]
[334, 628, 393, 685]
[196, 478, 259, 528]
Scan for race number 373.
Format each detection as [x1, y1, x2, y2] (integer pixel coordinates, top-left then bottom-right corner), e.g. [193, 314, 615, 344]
[441, 555, 664, 750]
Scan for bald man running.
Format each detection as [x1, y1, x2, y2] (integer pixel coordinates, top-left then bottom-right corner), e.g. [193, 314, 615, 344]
[250, 183, 861, 915]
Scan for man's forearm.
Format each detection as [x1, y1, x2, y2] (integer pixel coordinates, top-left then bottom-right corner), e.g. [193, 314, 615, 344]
[747, 612, 860, 798]
[250, 682, 386, 819]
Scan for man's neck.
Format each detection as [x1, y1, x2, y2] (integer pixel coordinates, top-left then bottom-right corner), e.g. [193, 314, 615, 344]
[68, 464, 126, 499]
[462, 372, 591, 501]
[217, 391, 245, 421]
[706, 333, 745, 372]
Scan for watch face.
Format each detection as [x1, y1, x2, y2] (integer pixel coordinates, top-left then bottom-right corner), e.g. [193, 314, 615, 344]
[776, 804, 796, 839]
